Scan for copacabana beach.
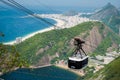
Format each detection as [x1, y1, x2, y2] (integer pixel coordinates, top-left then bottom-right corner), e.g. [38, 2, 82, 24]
[4, 14, 92, 45]
[4, 17, 65, 45]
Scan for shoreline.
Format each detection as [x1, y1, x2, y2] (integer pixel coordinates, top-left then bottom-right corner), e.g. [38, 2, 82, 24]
[55, 64, 85, 76]
[4, 14, 92, 45]
[0, 64, 84, 77]
[4, 17, 65, 45]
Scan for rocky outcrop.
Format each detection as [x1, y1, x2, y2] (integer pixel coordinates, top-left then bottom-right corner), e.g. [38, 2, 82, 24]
[83, 27, 102, 53]
[35, 55, 51, 66]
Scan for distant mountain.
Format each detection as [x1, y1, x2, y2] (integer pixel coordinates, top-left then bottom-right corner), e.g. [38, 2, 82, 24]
[90, 3, 120, 33]
[90, 3, 120, 20]
[88, 56, 120, 80]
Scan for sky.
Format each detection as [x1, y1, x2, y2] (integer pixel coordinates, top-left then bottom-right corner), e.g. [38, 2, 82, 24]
[0, 0, 120, 8]
[13, 0, 120, 7]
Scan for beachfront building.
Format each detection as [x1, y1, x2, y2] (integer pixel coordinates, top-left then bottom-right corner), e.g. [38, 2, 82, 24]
[16, 37, 22, 44]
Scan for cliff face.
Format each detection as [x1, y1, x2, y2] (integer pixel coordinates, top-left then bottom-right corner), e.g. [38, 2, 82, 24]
[83, 27, 103, 53]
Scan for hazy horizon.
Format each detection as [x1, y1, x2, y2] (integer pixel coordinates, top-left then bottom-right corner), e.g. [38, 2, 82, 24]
[0, 0, 120, 9]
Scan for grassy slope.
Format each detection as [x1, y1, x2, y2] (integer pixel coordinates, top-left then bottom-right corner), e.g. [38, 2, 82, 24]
[15, 22, 93, 64]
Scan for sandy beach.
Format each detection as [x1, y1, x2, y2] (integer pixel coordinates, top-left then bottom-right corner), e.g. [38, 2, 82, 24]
[4, 14, 92, 45]
[4, 17, 65, 45]
[55, 64, 85, 76]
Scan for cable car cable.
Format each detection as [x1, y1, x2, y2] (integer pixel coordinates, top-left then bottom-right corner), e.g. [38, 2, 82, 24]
[0, 0, 62, 46]
[1, 0, 73, 70]
[9, 0, 64, 38]
[8, 0, 57, 28]
[1, 0, 114, 70]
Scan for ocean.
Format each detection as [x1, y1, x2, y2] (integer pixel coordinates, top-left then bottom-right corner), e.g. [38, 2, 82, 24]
[0, 9, 56, 42]
[0, 66, 79, 80]
[0, 6, 96, 42]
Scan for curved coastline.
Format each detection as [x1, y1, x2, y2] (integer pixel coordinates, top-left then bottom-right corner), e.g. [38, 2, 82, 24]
[2, 14, 93, 77]
[4, 14, 92, 45]
[4, 17, 65, 45]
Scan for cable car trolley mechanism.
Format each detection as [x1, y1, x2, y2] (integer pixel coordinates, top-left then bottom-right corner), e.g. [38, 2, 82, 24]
[68, 38, 88, 69]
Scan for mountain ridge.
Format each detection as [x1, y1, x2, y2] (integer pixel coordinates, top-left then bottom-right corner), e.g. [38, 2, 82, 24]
[89, 3, 120, 33]
[90, 3, 120, 20]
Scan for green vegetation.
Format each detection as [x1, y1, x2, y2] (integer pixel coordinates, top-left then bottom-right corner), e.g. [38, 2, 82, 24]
[16, 22, 94, 64]
[94, 37, 112, 55]
[0, 33, 28, 73]
[77, 57, 120, 80]
[1, 21, 119, 73]
[103, 57, 120, 80]
[0, 43, 28, 73]
[92, 24, 120, 56]
[89, 57, 120, 80]
[15, 21, 120, 65]
[102, 15, 120, 33]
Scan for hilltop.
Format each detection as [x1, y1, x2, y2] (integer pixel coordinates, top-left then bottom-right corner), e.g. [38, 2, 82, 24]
[15, 21, 120, 66]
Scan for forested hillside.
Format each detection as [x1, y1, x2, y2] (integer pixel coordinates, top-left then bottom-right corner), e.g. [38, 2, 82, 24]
[15, 21, 120, 66]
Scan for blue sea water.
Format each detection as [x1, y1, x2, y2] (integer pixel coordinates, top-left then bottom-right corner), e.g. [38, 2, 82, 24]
[0, 66, 79, 80]
[0, 9, 57, 42]
[0, 6, 96, 42]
